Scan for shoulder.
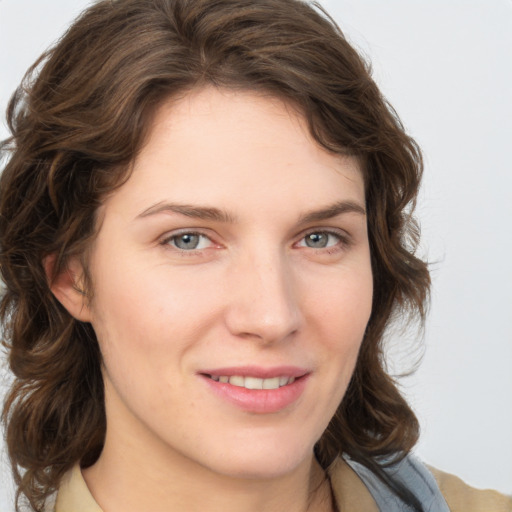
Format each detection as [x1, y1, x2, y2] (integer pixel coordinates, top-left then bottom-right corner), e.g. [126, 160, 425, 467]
[53, 464, 103, 512]
[328, 454, 512, 512]
[428, 465, 512, 512]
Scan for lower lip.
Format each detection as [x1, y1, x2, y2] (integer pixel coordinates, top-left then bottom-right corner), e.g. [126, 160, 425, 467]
[201, 375, 309, 413]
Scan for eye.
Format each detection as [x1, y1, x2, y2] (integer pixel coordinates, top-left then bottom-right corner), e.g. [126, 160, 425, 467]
[297, 231, 344, 249]
[164, 232, 213, 251]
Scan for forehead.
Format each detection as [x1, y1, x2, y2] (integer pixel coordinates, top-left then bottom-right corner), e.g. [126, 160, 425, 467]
[100, 86, 365, 220]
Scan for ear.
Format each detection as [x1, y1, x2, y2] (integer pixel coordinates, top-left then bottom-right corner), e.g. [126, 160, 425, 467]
[44, 254, 93, 323]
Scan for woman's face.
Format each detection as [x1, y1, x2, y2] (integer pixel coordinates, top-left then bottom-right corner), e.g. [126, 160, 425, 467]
[79, 87, 373, 479]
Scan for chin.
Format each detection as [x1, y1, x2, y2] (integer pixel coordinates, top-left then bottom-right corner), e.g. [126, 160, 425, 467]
[200, 437, 316, 480]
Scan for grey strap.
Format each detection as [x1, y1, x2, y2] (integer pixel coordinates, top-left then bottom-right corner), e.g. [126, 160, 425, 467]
[343, 454, 450, 512]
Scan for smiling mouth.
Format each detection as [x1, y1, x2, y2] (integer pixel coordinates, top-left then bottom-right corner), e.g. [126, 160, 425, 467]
[205, 375, 296, 390]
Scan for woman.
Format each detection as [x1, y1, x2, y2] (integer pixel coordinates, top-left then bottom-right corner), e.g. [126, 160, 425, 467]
[0, 1, 510, 511]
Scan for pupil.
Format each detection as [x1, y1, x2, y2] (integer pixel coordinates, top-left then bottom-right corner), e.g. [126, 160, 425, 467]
[307, 233, 327, 248]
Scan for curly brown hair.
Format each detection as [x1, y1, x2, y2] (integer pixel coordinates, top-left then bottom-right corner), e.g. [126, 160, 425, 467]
[0, 0, 429, 510]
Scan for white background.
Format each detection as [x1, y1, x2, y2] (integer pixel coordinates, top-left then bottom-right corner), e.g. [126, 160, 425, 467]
[1, 0, 511, 508]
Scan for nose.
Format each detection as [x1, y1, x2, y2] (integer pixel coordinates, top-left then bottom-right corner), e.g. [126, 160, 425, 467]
[223, 248, 301, 344]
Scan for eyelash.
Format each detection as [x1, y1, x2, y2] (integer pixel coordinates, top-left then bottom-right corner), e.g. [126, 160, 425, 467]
[159, 228, 351, 255]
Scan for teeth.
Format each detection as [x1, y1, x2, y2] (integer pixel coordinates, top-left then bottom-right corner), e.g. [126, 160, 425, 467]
[229, 375, 245, 387]
[244, 377, 263, 389]
[210, 375, 296, 390]
[262, 377, 280, 390]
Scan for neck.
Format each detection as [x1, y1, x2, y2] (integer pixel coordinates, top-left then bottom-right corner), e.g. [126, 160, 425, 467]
[82, 428, 333, 512]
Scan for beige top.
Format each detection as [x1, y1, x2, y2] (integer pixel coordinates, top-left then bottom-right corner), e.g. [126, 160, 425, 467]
[54, 459, 512, 512]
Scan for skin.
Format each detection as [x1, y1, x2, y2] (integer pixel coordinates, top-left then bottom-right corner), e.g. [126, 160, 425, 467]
[54, 87, 373, 512]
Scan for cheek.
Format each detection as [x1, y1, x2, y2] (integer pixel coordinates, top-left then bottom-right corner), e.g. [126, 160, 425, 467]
[311, 265, 373, 377]
[88, 258, 221, 372]
[312, 265, 373, 334]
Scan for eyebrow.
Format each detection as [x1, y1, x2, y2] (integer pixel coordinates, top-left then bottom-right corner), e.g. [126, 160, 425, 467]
[136, 202, 237, 223]
[298, 200, 366, 224]
[136, 200, 366, 223]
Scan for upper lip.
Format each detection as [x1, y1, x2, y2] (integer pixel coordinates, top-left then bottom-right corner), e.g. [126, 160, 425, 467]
[198, 366, 309, 379]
